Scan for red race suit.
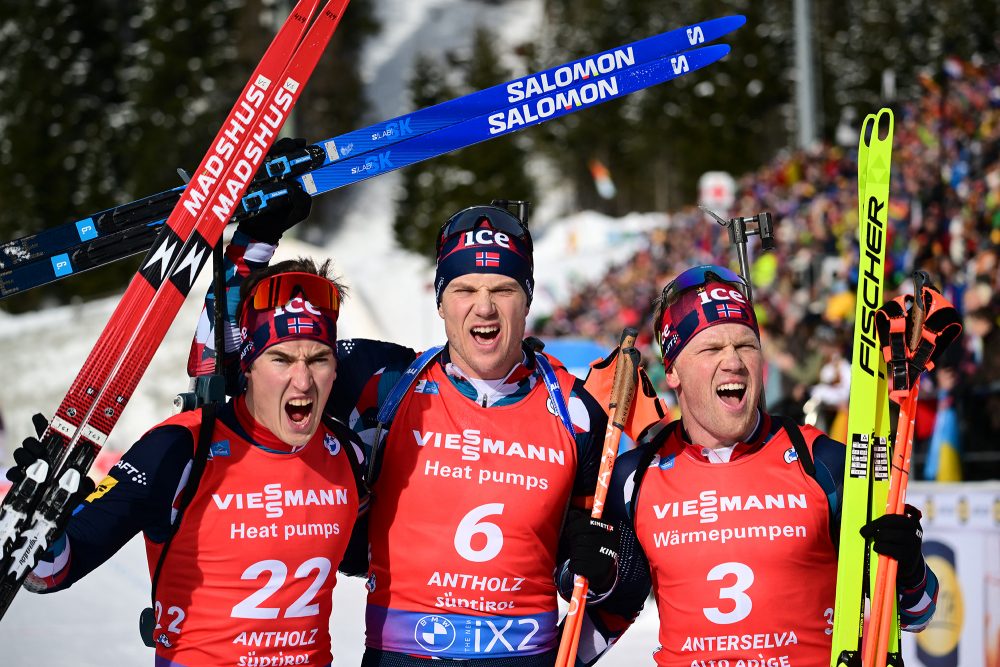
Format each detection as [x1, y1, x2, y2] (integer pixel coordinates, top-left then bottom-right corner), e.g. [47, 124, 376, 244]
[149, 401, 360, 666]
[30, 398, 364, 667]
[364, 360, 580, 659]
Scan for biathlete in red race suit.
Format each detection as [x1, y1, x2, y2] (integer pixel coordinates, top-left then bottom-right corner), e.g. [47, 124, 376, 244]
[11, 259, 368, 667]
[187, 194, 624, 666]
[577, 265, 939, 667]
[361, 347, 583, 657]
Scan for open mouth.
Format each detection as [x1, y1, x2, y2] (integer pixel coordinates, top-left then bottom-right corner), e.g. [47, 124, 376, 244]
[471, 325, 500, 345]
[716, 382, 747, 407]
[285, 398, 314, 427]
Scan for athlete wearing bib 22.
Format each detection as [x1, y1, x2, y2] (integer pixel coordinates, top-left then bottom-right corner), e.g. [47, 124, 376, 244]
[187, 200, 624, 666]
[13, 260, 368, 667]
[578, 266, 938, 667]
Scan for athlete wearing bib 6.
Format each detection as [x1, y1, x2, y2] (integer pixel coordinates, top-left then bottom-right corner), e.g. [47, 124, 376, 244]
[581, 265, 938, 667]
[9, 257, 368, 667]
[188, 197, 623, 666]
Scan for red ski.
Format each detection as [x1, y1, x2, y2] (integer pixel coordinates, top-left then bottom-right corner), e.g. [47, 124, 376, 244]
[0, 0, 351, 619]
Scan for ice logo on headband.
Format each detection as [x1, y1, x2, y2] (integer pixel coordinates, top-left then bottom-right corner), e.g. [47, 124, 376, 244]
[698, 285, 748, 306]
[275, 296, 323, 317]
[460, 229, 512, 249]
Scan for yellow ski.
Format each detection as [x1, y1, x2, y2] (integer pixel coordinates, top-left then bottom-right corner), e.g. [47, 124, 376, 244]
[831, 108, 899, 666]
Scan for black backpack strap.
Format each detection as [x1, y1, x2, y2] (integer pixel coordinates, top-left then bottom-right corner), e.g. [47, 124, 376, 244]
[322, 413, 368, 499]
[625, 421, 677, 522]
[778, 415, 816, 479]
[367, 346, 444, 484]
[139, 402, 216, 648]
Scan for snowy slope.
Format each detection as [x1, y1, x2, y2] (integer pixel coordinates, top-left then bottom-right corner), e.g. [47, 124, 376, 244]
[360, 0, 542, 121]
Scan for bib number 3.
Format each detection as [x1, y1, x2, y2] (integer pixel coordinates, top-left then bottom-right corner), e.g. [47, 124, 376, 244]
[704, 562, 754, 625]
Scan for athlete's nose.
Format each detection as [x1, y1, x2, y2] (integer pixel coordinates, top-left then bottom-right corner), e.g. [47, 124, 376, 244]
[472, 287, 497, 316]
[289, 360, 314, 391]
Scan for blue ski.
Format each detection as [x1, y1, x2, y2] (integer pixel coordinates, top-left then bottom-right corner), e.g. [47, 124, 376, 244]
[267, 15, 743, 169]
[0, 41, 734, 298]
[0, 14, 743, 275]
[296, 46, 730, 197]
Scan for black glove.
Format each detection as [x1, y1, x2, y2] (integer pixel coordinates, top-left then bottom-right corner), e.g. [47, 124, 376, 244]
[860, 504, 926, 585]
[6, 413, 51, 485]
[6, 413, 96, 503]
[237, 137, 313, 245]
[563, 507, 619, 594]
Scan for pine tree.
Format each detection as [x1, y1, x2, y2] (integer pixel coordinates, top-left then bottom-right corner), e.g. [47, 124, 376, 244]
[814, 0, 1000, 132]
[393, 52, 459, 257]
[0, 0, 379, 312]
[394, 27, 536, 259]
[534, 0, 792, 214]
[0, 1, 154, 312]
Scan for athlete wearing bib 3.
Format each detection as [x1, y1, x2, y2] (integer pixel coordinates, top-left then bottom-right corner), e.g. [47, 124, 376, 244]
[8, 258, 368, 667]
[188, 197, 622, 666]
[583, 265, 937, 667]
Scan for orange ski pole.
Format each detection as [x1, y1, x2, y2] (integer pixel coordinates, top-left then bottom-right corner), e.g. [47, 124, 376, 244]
[555, 328, 639, 667]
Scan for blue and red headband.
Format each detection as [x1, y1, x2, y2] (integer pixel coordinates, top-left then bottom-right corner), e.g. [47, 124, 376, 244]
[658, 265, 759, 369]
[434, 205, 534, 304]
[238, 271, 340, 372]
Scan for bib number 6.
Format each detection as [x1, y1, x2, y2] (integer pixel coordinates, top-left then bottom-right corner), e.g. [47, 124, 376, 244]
[704, 561, 754, 625]
[455, 503, 505, 563]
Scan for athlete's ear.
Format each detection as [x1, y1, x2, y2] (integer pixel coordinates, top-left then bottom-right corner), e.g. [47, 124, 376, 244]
[665, 363, 681, 391]
[437, 302, 445, 320]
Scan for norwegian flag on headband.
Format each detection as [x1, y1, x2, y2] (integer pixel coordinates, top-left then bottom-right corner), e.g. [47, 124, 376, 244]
[283, 317, 319, 335]
[712, 301, 746, 321]
[475, 251, 501, 268]
[658, 281, 759, 369]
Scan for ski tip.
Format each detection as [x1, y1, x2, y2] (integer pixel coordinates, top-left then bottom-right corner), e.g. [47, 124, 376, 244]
[726, 15, 747, 29]
[696, 14, 746, 25]
[681, 15, 746, 45]
[700, 14, 747, 31]
[695, 43, 732, 59]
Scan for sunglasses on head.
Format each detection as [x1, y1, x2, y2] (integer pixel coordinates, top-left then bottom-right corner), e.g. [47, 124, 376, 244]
[435, 201, 532, 255]
[661, 264, 749, 305]
[247, 271, 341, 313]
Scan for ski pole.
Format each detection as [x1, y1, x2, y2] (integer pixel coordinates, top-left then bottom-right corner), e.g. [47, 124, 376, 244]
[698, 206, 775, 305]
[863, 272, 927, 667]
[554, 328, 640, 667]
[699, 206, 774, 409]
[869, 386, 919, 667]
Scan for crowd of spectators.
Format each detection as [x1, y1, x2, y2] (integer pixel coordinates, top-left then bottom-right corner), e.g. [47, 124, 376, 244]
[531, 59, 1000, 480]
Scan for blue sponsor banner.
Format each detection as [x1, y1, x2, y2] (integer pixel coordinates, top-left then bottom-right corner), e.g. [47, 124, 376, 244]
[537, 338, 607, 381]
[365, 606, 558, 659]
